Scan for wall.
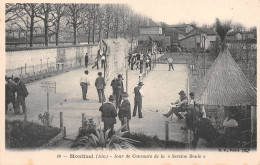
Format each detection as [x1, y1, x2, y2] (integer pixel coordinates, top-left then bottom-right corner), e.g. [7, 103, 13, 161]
[180, 36, 196, 49]
[140, 27, 162, 35]
[6, 44, 99, 77]
[205, 35, 216, 49]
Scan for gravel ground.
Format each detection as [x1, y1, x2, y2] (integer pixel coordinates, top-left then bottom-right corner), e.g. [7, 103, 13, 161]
[6, 60, 189, 143]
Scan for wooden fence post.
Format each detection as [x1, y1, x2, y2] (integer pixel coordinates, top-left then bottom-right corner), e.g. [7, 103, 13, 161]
[60, 112, 63, 129]
[124, 117, 128, 131]
[82, 113, 85, 127]
[165, 121, 169, 141]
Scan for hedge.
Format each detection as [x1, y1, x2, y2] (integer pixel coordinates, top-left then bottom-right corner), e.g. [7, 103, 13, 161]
[6, 120, 60, 149]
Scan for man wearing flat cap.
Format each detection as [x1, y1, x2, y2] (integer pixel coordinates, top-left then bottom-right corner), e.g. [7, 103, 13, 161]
[163, 90, 188, 120]
[133, 82, 144, 118]
[118, 92, 131, 131]
[99, 95, 117, 136]
[95, 72, 106, 103]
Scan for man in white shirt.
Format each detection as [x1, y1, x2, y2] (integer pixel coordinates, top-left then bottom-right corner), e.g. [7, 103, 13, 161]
[80, 70, 90, 100]
[165, 57, 174, 71]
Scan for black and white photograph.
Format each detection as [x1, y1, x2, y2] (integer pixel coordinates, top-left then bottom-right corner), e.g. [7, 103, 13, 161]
[1, 0, 259, 165]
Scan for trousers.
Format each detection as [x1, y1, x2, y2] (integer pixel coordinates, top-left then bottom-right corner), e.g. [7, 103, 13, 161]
[97, 89, 105, 103]
[165, 107, 185, 119]
[81, 83, 88, 100]
[133, 100, 142, 118]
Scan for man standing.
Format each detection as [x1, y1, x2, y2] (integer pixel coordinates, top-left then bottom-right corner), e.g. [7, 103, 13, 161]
[166, 57, 174, 71]
[130, 54, 136, 70]
[118, 92, 131, 131]
[112, 74, 124, 109]
[99, 95, 117, 136]
[92, 57, 99, 70]
[80, 70, 90, 101]
[6, 77, 18, 114]
[133, 82, 144, 118]
[85, 53, 89, 68]
[163, 90, 188, 120]
[14, 77, 29, 115]
[101, 54, 106, 68]
[95, 72, 106, 103]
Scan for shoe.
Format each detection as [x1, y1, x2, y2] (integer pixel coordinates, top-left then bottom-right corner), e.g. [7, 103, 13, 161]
[133, 115, 136, 117]
[163, 114, 168, 117]
[139, 116, 143, 118]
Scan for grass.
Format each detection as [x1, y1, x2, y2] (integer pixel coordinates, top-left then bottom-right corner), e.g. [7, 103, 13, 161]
[6, 120, 60, 149]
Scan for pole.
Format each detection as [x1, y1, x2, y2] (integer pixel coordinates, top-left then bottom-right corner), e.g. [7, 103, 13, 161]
[203, 37, 206, 75]
[126, 69, 128, 93]
[124, 117, 128, 131]
[47, 92, 49, 126]
[24, 108, 27, 122]
[165, 121, 169, 141]
[60, 112, 63, 129]
[82, 113, 85, 127]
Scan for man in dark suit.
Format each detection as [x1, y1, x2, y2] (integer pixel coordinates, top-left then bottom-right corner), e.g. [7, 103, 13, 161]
[95, 72, 106, 103]
[133, 82, 144, 118]
[85, 53, 89, 68]
[99, 95, 117, 136]
[112, 74, 124, 109]
[118, 92, 131, 131]
[14, 77, 29, 115]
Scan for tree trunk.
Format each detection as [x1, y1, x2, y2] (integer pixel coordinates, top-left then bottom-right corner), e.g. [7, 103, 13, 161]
[44, 19, 49, 46]
[56, 19, 60, 46]
[92, 19, 95, 44]
[30, 15, 34, 47]
[73, 23, 77, 45]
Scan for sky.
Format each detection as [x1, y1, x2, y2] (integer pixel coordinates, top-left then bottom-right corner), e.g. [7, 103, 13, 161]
[128, 0, 260, 27]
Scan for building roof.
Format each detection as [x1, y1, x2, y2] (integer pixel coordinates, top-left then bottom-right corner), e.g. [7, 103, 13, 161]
[194, 47, 256, 106]
[139, 20, 162, 28]
[136, 35, 170, 46]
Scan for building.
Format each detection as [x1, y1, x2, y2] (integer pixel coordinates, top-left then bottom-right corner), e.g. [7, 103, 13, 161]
[136, 19, 170, 52]
[179, 27, 217, 51]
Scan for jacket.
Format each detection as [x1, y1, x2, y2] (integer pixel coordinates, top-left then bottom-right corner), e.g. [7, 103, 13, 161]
[99, 102, 117, 124]
[118, 99, 131, 120]
[134, 86, 142, 101]
[16, 81, 29, 97]
[95, 76, 106, 89]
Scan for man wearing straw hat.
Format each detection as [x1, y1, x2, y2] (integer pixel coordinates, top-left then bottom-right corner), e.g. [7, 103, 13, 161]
[133, 82, 144, 118]
[95, 72, 106, 103]
[118, 92, 131, 131]
[99, 95, 117, 136]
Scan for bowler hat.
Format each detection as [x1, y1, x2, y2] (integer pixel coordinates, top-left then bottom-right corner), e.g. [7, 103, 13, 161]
[108, 95, 115, 101]
[179, 90, 185, 95]
[189, 92, 194, 96]
[98, 72, 102, 76]
[118, 74, 124, 80]
[121, 92, 129, 97]
[138, 82, 144, 86]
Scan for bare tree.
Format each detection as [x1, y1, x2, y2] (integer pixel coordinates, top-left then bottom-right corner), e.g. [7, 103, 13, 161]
[17, 3, 41, 47]
[66, 4, 84, 45]
[35, 4, 54, 46]
[5, 4, 22, 23]
[52, 4, 65, 46]
[103, 4, 114, 39]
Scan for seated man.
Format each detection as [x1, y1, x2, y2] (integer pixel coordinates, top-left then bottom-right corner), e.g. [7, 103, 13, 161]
[163, 90, 188, 120]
